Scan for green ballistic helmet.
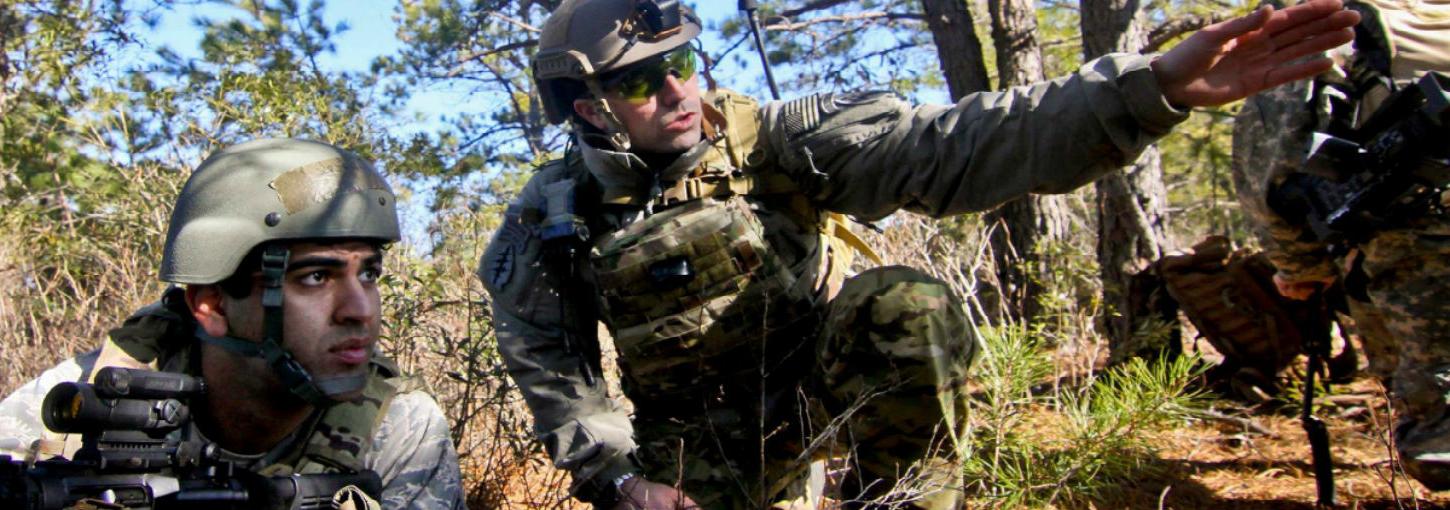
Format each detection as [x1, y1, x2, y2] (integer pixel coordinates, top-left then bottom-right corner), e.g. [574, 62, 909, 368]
[160, 138, 400, 284]
[533, 0, 702, 125]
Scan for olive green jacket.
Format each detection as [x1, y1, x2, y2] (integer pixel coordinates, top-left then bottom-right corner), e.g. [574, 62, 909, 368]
[479, 52, 1188, 497]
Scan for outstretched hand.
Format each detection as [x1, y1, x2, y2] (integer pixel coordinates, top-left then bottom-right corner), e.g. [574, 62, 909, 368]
[1154, 0, 1361, 108]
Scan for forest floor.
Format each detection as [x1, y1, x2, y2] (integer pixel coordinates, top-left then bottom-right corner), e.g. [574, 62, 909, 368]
[467, 376, 1450, 509]
[1054, 375, 1450, 510]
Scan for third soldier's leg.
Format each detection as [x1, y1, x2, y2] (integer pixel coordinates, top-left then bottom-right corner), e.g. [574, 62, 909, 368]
[813, 266, 976, 509]
[1362, 231, 1450, 490]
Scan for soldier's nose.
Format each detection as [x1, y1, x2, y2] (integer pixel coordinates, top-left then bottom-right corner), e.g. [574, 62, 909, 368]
[658, 74, 688, 105]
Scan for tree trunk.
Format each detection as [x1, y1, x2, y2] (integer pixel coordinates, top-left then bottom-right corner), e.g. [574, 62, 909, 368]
[1080, 0, 1179, 363]
[920, 0, 990, 96]
[987, 0, 1042, 89]
[979, 0, 1076, 325]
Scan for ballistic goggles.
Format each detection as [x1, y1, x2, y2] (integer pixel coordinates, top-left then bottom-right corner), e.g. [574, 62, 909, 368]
[599, 45, 697, 103]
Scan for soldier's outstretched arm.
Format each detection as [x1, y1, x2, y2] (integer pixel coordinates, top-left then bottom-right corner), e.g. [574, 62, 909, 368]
[761, 53, 1188, 219]
[758, 0, 1356, 221]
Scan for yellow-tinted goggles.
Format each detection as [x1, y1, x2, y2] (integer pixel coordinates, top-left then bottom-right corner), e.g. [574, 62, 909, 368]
[601, 46, 697, 103]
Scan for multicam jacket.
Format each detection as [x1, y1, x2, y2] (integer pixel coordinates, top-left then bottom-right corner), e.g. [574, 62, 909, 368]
[480, 53, 1189, 497]
[0, 293, 466, 510]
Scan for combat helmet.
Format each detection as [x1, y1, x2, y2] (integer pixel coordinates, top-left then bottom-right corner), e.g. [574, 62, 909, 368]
[161, 138, 400, 405]
[534, 0, 701, 148]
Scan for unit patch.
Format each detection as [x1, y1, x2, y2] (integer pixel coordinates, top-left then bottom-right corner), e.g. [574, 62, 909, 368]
[484, 218, 531, 290]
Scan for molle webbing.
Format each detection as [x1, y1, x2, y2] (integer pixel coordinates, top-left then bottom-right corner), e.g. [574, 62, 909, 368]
[592, 196, 816, 400]
[597, 170, 881, 268]
[598, 170, 797, 207]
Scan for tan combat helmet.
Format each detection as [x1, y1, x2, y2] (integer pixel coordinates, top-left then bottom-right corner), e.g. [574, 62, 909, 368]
[160, 138, 400, 284]
[160, 138, 400, 405]
[533, 0, 701, 148]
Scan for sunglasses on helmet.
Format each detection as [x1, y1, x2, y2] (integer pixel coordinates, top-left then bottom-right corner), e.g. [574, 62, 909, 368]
[600, 46, 698, 103]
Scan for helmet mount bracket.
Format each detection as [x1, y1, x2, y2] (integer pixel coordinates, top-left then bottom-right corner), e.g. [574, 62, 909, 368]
[582, 78, 633, 151]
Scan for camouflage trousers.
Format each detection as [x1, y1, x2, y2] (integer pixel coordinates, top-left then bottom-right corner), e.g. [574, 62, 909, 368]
[1359, 229, 1450, 490]
[1345, 293, 1397, 381]
[632, 266, 976, 509]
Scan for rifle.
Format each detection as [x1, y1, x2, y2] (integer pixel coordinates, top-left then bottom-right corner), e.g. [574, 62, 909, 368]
[0, 367, 381, 509]
[1269, 71, 1450, 251]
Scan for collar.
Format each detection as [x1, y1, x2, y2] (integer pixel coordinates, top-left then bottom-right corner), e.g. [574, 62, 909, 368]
[576, 98, 732, 204]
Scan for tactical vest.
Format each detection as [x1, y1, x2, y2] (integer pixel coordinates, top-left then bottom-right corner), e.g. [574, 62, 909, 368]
[552, 90, 880, 403]
[75, 287, 417, 475]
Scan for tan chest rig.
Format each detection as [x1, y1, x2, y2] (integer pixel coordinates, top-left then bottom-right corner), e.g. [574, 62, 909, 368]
[585, 91, 880, 404]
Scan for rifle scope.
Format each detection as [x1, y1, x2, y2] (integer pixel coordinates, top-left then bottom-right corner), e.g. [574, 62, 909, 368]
[41, 368, 203, 434]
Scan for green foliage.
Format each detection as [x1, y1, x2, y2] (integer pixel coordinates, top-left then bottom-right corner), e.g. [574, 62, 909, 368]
[1031, 234, 1103, 345]
[717, 0, 945, 100]
[374, 0, 562, 210]
[963, 326, 1207, 507]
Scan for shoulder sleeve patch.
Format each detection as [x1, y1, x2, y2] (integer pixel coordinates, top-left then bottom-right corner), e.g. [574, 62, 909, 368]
[480, 206, 534, 292]
[768, 90, 908, 178]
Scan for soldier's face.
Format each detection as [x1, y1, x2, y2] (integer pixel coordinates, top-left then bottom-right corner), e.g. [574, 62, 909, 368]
[215, 241, 384, 401]
[576, 72, 703, 153]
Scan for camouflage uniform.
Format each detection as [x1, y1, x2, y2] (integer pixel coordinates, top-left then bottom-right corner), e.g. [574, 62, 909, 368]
[482, 53, 1188, 508]
[0, 306, 467, 510]
[1231, 0, 1450, 489]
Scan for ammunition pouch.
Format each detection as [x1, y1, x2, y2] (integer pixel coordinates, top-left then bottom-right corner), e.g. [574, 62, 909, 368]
[590, 195, 817, 404]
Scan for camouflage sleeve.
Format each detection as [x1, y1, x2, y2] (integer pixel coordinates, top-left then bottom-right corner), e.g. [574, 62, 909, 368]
[1231, 81, 1340, 282]
[760, 53, 1190, 220]
[365, 390, 466, 510]
[0, 352, 95, 457]
[478, 172, 637, 499]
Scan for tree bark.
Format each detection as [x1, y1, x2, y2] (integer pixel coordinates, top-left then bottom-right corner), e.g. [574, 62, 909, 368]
[978, 0, 1075, 325]
[987, 0, 1042, 89]
[1080, 0, 1179, 363]
[920, 0, 990, 96]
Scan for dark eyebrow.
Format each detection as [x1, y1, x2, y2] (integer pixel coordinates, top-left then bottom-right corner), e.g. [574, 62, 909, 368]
[287, 252, 383, 274]
[287, 257, 347, 273]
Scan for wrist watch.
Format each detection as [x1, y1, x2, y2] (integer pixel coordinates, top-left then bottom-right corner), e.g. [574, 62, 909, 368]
[612, 472, 637, 491]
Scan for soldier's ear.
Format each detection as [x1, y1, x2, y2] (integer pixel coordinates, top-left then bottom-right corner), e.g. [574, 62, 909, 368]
[185, 284, 230, 338]
[573, 98, 608, 131]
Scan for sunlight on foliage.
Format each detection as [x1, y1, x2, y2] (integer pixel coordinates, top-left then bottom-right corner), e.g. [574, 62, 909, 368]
[963, 325, 1207, 507]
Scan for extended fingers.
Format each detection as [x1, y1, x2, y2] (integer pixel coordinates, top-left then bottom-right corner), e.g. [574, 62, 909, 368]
[1196, 5, 1273, 45]
[1268, 8, 1361, 48]
[1260, 0, 1350, 34]
[1263, 26, 1356, 66]
[1261, 54, 1337, 90]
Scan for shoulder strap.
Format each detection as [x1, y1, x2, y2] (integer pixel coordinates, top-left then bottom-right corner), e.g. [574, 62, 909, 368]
[89, 287, 195, 382]
[265, 358, 415, 475]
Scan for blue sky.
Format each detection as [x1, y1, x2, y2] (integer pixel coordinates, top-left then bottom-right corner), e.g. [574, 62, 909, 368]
[140, 1, 777, 135]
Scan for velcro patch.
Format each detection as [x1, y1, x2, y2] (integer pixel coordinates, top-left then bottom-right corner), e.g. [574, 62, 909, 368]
[270, 156, 390, 215]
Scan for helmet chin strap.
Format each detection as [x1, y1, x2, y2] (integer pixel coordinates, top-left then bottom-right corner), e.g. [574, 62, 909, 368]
[197, 245, 368, 407]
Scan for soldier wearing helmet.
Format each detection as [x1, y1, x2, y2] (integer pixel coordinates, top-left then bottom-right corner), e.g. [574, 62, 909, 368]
[482, 1, 1360, 508]
[1234, 0, 1450, 491]
[0, 138, 466, 509]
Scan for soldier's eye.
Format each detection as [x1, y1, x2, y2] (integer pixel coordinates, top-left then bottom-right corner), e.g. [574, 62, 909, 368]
[360, 267, 383, 284]
[299, 271, 329, 286]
